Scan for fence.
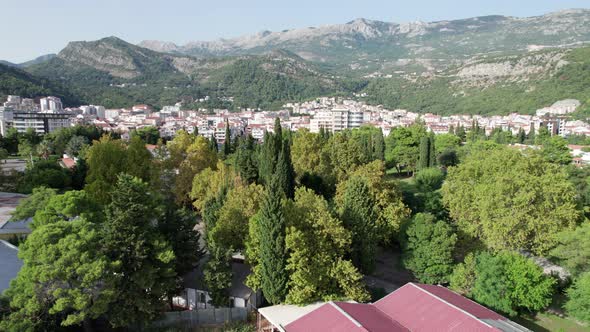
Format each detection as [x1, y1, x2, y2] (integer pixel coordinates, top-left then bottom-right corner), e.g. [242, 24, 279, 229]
[145, 308, 248, 330]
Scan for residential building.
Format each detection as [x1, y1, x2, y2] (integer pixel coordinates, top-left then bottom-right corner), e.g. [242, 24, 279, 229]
[40, 96, 63, 112]
[0, 107, 71, 135]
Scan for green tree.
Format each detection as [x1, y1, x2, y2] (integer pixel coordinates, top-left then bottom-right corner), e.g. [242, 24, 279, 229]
[1, 218, 116, 330]
[204, 246, 233, 307]
[0, 147, 8, 163]
[102, 174, 176, 327]
[174, 135, 218, 205]
[418, 135, 430, 170]
[415, 167, 445, 192]
[132, 126, 160, 144]
[535, 126, 551, 145]
[373, 128, 385, 161]
[437, 149, 459, 167]
[235, 134, 258, 184]
[223, 120, 232, 157]
[284, 188, 369, 304]
[258, 174, 289, 304]
[340, 176, 378, 274]
[435, 133, 461, 155]
[550, 222, 590, 277]
[275, 139, 295, 199]
[402, 213, 457, 284]
[541, 135, 573, 165]
[385, 124, 426, 174]
[85, 135, 128, 204]
[209, 183, 264, 251]
[18, 159, 71, 193]
[442, 147, 580, 254]
[32, 190, 103, 229]
[565, 273, 590, 324]
[125, 135, 153, 182]
[65, 135, 89, 157]
[10, 186, 57, 221]
[472, 251, 555, 316]
[449, 253, 477, 296]
[428, 133, 436, 167]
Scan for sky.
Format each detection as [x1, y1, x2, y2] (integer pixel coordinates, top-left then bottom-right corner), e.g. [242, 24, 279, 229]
[2, 0, 589, 62]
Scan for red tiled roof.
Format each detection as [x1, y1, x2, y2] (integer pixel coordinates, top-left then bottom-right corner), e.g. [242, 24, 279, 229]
[60, 157, 76, 169]
[333, 302, 408, 332]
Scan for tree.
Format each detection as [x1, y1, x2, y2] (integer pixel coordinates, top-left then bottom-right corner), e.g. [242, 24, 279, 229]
[175, 135, 218, 205]
[0, 147, 8, 163]
[472, 251, 555, 316]
[223, 120, 232, 157]
[373, 128, 385, 161]
[541, 135, 573, 165]
[209, 183, 264, 251]
[449, 253, 477, 296]
[402, 213, 457, 284]
[85, 135, 127, 204]
[10, 186, 57, 221]
[65, 135, 89, 158]
[418, 136, 430, 170]
[258, 174, 289, 304]
[415, 167, 445, 192]
[550, 222, 590, 277]
[428, 133, 436, 167]
[535, 126, 551, 145]
[284, 188, 369, 304]
[275, 139, 295, 199]
[385, 124, 426, 174]
[565, 273, 590, 324]
[124, 135, 153, 182]
[204, 247, 233, 307]
[442, 147, 580, 254]
[132, 126, 160, 145]
[435, 133, 461, 155]
[335, 161, 410, 245]
[235, 134, 258, 184]
[32, 190, 103, 229]
[0, 218, 117, 331]
[340, 176, 378, 274]
[209, 134, 218, 153]
[18, 159, 71, 193]
[102, 174, 176, 327]
[258, 119, 284, 185]
[517, 128, 526, 144]
[437, 149, 459, 167]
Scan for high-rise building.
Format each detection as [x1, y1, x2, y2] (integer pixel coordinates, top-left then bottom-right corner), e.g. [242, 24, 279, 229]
[40, 96, 63, 112]
[309, 108, 365, 133]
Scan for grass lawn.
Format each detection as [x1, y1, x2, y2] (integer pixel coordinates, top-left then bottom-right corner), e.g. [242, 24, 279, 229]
[514, 313, 590, 332]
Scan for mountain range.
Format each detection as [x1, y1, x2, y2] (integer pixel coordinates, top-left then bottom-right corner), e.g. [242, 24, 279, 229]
[2, 9, 590, 114]
[139, 9, 590, 75]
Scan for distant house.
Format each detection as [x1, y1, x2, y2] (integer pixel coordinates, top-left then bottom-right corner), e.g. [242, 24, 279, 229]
[0, 218, 32, 241]
[257, 283, 530, 332]
[0, 240, 22, 294]
[173, 258, 262, 311]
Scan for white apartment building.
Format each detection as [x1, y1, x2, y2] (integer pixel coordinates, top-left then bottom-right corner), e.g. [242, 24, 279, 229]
[0, 107, 71, 135]
[40, 96, 63, 112]
[309, 108, 364, 133]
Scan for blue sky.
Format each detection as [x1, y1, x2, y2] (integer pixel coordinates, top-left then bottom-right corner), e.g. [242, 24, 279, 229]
[2, 0, 589, 62]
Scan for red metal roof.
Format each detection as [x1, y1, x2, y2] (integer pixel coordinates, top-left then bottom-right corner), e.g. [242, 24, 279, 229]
[285, 303, 366, 332]
[374, 283, 501, 331]
[333, 302, 408, 332]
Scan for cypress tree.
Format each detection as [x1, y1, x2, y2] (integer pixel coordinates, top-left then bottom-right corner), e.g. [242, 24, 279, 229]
[223, 120, 232, 156]
[258, 174, 288, 304]
[235, 134, 258, 184]
[448, 125, 455, 134]
[209, 134, 218, 153]
[341, 176, 377, 274]
[275, 139, 295, 199]
[373, 128, 385, 161]
[428, 133, 436, 167]
[418, 136, 430, 170]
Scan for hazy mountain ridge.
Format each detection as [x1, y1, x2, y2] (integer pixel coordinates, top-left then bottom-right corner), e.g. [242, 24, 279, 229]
[139, 9, 590, 74]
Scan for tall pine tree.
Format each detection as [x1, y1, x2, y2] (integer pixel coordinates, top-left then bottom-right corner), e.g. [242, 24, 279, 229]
[428, 133, 436, 167]
[373, 129, 385, 161]
[235, 134, 259, 184]
[258, 174, 289, 304]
